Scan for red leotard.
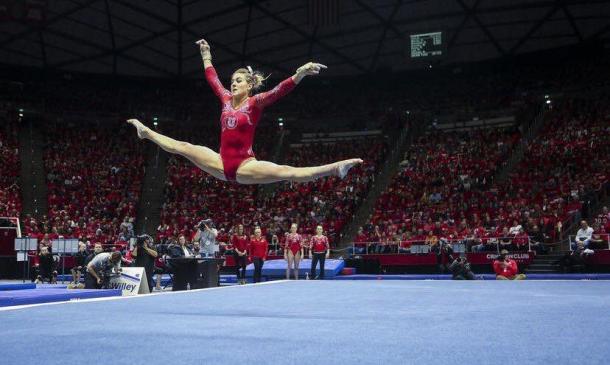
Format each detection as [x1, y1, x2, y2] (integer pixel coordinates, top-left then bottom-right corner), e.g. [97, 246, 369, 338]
[204, 66, 296, 181]
[285, 233, 302, 256]
[311, 235, 329, 253]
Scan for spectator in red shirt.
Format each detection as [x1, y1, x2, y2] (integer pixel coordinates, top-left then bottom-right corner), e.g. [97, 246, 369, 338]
[493, 250, 526, 280]
[310, 225, 330, 280]
[249, 227, 268, 283]
[232, 224, 249, 285]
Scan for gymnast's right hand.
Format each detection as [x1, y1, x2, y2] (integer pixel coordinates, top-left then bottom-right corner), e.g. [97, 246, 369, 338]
[196, 38, 211, 60]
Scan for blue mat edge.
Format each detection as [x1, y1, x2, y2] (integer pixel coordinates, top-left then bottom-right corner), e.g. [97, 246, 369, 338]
[0, 283, 36, 291]
[0, 289, 122, 307]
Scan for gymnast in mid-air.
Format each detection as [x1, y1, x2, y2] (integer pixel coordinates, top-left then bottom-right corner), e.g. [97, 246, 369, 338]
[128, 38, 362, 184]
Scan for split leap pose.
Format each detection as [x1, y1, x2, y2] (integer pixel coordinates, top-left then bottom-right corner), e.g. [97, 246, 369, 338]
[127, 38, 362, 184]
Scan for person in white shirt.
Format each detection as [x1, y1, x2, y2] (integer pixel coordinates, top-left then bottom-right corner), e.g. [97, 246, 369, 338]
[573, 220, 594, 249]
[508, 220, 522, 236]
[194, 219, 219, 257]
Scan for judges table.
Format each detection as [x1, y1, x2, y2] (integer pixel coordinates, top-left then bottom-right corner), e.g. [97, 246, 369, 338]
[167, 257, 224, 291]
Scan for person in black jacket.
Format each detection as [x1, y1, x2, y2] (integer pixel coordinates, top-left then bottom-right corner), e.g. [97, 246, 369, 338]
[36, 246, 57, 284]
[168, 235, 196, 291]
[71, 242, 89, 285]
[131, 235, 158, 291]
[83, 243, 104, 271]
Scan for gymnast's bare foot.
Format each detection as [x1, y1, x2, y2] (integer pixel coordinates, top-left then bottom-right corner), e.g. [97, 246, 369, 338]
[335, 158, 364, 179]
[127, 119, 151, 139]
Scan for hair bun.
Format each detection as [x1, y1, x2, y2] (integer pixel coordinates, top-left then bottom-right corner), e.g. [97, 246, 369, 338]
[234, 67, 269, 92]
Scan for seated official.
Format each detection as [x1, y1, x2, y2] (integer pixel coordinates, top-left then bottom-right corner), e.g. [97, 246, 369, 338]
[168, 235, 197, 291]
[572, 220, 594, 249]
[85, 251, 122, 289]
[169, 235, 194, 259]
[71, 242, 89, 285]
[35, 246, 58, 284]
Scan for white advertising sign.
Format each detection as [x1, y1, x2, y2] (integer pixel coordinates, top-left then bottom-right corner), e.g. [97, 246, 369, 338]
[107, 267, 150, 296]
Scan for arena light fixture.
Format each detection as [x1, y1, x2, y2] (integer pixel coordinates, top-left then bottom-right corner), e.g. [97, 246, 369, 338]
[278, 117, 284, 122]
[153, 117, 158, 121]
[279, 122, 284, 127]
[546, 100, 551, 104]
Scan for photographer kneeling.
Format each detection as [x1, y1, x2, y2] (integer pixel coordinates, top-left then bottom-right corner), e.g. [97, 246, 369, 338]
[449, 254, 475, 280]
[86, 251, 122, 289]
[131, 234, 158, 291]
[493, 250, 526, 280]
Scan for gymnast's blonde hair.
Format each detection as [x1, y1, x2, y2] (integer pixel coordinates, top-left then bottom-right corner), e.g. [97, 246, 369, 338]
[233, 66, 269, 94]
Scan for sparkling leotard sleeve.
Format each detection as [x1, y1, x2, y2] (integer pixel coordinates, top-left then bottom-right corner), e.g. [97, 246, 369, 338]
[254, 77, 296, 109]
[204, 66, 231, 101]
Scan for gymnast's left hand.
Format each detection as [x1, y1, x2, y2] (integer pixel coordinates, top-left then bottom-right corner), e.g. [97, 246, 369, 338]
[296, 62, 327, 76]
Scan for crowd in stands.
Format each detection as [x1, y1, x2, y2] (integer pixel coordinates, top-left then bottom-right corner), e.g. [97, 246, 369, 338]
[158, 121, 387, 251]
[257, 137, 387, 246]
[358, 94, 610, 254]
[0, 118, 21, 218]
[22, 121, 145, 251]
[503, 97, 609, 239]
[359, 127, 521, 253]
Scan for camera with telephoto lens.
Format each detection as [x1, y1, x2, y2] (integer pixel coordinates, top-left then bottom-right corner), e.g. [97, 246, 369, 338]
[198, 219, 215, 231]
[136, 234, 152, 248]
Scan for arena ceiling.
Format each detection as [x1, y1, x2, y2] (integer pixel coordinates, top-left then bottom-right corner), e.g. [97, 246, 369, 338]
[1, 0, 610, 78]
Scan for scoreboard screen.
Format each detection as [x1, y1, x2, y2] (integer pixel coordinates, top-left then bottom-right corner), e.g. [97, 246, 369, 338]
[410, 32, 443, 58]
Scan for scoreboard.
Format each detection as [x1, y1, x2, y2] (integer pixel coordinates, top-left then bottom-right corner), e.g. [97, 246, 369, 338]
[410, 32, 443, 58]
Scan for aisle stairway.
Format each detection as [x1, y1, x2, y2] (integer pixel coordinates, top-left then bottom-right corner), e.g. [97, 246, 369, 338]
[339, 122, 427, 247]
[135, 145, 168, 235]
[18, 119, 48, 218]
[525, 252, 565, 274]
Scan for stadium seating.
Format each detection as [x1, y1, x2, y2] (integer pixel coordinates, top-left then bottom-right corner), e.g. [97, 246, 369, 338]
[23, 122, 145, 247]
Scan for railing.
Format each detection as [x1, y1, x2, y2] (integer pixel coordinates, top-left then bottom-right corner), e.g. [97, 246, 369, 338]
[0, 217, 21, 237]
[346, 236, 533, 255]
[568, 234, 610, 251]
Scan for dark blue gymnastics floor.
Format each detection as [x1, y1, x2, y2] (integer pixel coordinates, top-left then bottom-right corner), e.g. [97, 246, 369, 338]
[1, 280, 609, 365]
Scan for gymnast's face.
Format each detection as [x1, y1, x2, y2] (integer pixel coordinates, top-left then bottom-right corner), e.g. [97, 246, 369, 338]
[316, 226, 323, 235]
[290, 224, 297, 234]
[254, 227, 262, 237]
[231, 72, 252, 98]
